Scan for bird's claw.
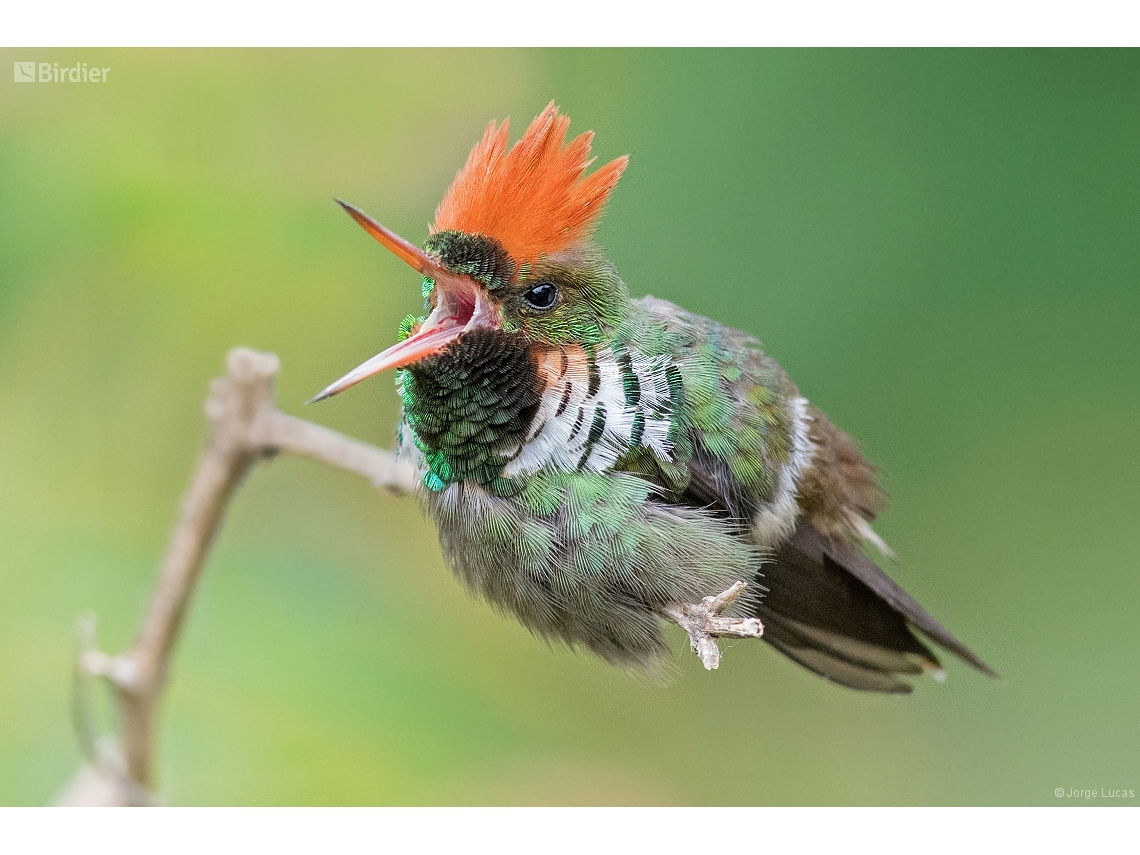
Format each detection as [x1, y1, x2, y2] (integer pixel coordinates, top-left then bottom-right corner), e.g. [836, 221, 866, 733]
[662, 581, 764, 671]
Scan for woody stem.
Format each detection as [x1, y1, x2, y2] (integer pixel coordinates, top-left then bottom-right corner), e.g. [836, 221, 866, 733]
[55, 348, 416, 805]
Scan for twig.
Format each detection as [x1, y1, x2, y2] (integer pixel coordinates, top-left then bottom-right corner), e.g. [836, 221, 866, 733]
[54, 348, 415, 805]
[53, 346, 755, 805]
[660, 581, 764, 670]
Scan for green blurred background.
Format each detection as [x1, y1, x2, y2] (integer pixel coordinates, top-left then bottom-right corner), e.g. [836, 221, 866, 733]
[1, 49, 1138, 806]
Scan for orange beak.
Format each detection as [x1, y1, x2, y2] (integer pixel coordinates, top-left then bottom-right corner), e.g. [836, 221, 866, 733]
[309, 201, 493, 403]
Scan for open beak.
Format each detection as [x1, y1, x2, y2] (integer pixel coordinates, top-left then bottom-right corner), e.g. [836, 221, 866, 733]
[309, 201, 495, 403]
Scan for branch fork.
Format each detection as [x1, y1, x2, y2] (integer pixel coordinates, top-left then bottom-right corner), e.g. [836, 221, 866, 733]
[58, 348, 415, 805]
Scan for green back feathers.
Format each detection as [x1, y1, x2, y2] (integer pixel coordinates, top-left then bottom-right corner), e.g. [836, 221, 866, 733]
[618, 297, 798, 504]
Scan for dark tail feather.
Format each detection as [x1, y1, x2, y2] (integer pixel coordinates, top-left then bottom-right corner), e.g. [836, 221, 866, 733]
[762, 620, 915, 693]
[754, 520, 996, 692]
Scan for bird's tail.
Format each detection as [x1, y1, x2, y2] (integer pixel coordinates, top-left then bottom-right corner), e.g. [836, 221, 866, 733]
[755, 520, 996, 693]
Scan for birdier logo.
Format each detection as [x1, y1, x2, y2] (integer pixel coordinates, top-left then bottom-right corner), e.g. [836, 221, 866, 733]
[13, 61, 110, 83]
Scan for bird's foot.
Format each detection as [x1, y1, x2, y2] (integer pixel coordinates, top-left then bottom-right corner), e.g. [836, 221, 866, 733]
[661, 581, 764, 671]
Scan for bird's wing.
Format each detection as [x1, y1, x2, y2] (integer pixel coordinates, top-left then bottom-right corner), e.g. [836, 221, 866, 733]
[669, 357, 994, 688]
[627, 297, 994, 690]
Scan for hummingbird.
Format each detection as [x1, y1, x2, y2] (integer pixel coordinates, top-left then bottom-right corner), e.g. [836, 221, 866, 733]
[313, 103, 994, 692]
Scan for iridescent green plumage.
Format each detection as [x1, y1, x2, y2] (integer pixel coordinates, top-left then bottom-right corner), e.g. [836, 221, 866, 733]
[320, 105, 994, 690]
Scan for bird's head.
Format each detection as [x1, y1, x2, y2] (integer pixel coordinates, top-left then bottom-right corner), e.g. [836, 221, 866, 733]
[312, 103, 630, 403]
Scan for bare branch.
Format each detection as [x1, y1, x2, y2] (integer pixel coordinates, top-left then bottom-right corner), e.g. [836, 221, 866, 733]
[254, 409, 417, 493]
[660, 581, 764, 670]
[61, 614, 156, 806]
[55, 348, 413, 805]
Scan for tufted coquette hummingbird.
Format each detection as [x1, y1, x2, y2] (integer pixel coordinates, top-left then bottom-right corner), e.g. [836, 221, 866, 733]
[313, 103, 994, 692]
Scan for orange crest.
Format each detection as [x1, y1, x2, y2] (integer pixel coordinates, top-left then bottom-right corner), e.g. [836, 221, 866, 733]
[432, 102, 629, 268]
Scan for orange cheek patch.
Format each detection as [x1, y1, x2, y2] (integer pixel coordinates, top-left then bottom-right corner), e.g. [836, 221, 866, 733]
[535, 344, 590, 394]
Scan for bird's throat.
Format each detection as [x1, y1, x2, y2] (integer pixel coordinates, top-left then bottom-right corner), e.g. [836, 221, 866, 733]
[400, 328, 541, 492]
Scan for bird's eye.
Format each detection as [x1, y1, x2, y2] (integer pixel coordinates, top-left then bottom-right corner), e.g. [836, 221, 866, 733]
[522, 281, 558, 311]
